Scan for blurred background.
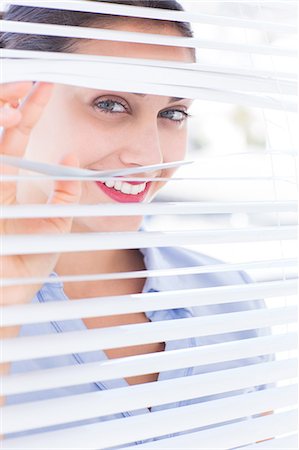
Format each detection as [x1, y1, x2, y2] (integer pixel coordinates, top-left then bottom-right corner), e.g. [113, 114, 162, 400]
[147, 1, 298, 289]
[146, 1, 298, 351]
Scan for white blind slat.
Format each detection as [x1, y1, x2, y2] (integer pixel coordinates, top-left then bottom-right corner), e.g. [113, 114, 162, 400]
[2, 360, 296, 434]
[2, 306, 296, 362]
[3, 68, 296, 111]
[0, 154, 190, 178]
[122, 410, 298, 450]
[2, 49, 296, 80]
[2, 174, 295, 183]
[2, 201, 297, 219]
[2, 386, 297, 449]
[2, 258, 297, 288]
[4, 0, 296, 33]
[2, 279, 297, 326]
[2, 333, 296, 396]
[2, 227, 297, 256]
[1, 20, 297, 59]
[245, 434, 298, 449]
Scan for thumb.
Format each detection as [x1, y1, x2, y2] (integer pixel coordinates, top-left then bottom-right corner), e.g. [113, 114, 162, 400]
[48, 153, 82, 207]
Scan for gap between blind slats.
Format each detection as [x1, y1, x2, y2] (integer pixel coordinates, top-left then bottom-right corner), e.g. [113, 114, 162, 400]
[2, 49, 296, 80]
[0, 20, 202, 50]
[2, 333, 296, 396]
[2, 279, 297, 326]
[2, 385, 297, 449]
[1, 20, 297, 58]
[245, 434, 298, 450]
[4, 0, 296, 33]
[2, 258, 297, 287]
[2, 57, 296, 97]
[3, 227, 297, 256]
[1, 39, 295, 57]
[2, 306, 296, 362]
[2, 359, 296, 435]
[121, 410, 298, 450]
[2, 201, 297, 219]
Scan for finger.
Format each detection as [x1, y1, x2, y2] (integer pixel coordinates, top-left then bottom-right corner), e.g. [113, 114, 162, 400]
[0, 83, 53, 204]
[0, 81, 33, 104]
[0, 104, 22, 128]
[50, 154, 82, 206]
[0, 82, 34, 128]
[1, 82, 53, 159]
[47, 154, 82, 233]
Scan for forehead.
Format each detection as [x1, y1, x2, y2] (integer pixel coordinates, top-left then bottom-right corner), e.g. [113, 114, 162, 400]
[74, 21, 194, 63]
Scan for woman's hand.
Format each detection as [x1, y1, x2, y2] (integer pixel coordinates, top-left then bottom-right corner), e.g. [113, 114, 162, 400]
[0, 82, 82, 309]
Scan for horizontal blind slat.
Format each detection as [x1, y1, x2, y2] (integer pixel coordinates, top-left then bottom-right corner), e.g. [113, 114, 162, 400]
[1, 21, 297, 58]
[2, 360, 296, 434]
[2, 279, 297, 326]
[2, 306, 296, 362]
[2, 385, 297, 449]
[0, 21, 202, 50]
[123, 410, 298, 450]
[0, 154, 190, 178]
[3, 174, 296, 182]
[2, 333, 296, 395]
[2, 49, 296, 80]
[3, 70, 296, 111]
[2, 227, 297, 256]
[2, 201, 297, 219]
[2, 258, 297, 288]
[5, 0, 296, 32]
[2, 60, 297, 110]
[245, 434, 298, 449]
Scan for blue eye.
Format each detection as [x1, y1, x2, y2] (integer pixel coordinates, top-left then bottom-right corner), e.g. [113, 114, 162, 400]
[160, 109, 190, 123]
[94, 99, 127, 113]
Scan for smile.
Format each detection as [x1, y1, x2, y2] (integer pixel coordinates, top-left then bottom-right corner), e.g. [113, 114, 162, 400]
[95, 179, 151, 203]
[104, 179, 147, 195]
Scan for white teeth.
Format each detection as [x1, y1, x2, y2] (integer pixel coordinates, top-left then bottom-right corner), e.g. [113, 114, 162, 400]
[103, 180, 147, 195]
[130, 184, 141, 195]
[104, 179, 115, 188]
[136, 182, 146, 194]
[114, 180, 122, 191]
[121, 183, 132, 194]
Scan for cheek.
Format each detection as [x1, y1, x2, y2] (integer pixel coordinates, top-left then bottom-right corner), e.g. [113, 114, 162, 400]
[161, 128, 188, 161]
[62, 112, 129, 168]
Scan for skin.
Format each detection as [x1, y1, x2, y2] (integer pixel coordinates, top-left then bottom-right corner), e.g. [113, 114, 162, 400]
[0, 21, 193, 386]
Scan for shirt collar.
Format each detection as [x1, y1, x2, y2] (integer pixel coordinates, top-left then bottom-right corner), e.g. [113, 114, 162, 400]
[140, 246, 194, 321]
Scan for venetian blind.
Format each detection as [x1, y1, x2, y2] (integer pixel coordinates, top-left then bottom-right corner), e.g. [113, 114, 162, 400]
[0, 1, 298, 449]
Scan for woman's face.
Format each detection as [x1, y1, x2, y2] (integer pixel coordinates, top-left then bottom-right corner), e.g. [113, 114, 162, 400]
[24, 21, 194, 231]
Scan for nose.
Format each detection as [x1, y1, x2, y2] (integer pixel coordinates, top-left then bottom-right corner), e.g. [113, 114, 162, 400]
[118, 120, 163, 168]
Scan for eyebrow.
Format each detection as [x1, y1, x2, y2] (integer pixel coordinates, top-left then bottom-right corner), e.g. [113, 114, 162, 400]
[132, 93, 185, 103]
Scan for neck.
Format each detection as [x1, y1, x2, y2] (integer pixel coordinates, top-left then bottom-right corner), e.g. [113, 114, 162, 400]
[55, 247, 146, 299]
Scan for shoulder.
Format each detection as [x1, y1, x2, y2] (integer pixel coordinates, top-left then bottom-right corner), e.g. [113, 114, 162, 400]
[141, 245, 267, 319]
[141, 245, 251, 289]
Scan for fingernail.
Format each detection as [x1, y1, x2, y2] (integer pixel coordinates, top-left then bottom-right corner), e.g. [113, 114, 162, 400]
[1, 103, 15, 115]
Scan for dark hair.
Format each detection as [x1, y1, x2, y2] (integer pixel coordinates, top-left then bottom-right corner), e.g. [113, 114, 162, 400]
[1, 0, 194, 59]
